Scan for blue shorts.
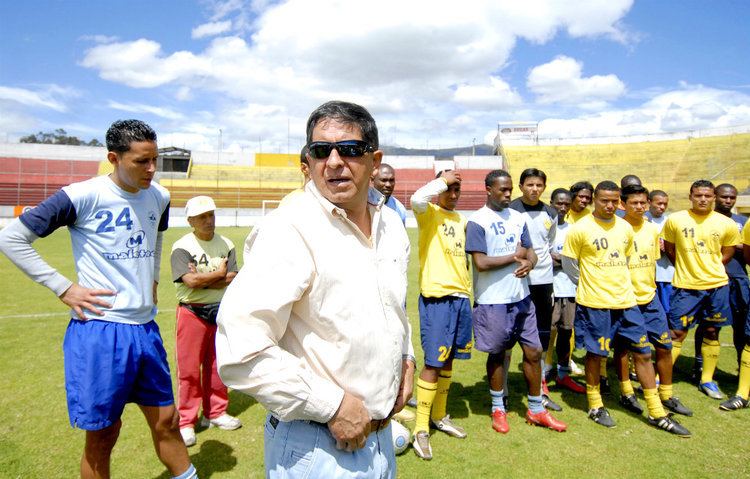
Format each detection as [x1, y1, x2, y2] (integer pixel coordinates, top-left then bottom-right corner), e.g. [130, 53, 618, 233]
[656, 281, 673, 315]
[472, 296, 541, 354]
[638, 298, 672, 350]
[418, 295, 472, 367]
[668, 286, 732, 330]
[63, 319, 174, 431]
[728, 276, 750, 336]
[574, 305, 651, 357]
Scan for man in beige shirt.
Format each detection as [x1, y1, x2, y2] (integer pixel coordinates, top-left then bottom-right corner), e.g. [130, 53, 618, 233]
[216, 101, 414, 478]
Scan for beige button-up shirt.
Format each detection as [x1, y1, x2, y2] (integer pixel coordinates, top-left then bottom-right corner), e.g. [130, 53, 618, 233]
[216, 183, 413, 423]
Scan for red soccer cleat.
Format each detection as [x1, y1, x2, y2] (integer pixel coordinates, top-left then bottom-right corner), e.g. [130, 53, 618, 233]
[556, 374, 586, 394]
[525, 410, 567, 432]
[491, 409, 510, 434]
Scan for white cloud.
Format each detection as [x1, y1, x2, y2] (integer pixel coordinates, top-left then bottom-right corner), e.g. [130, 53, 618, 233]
[191, 20, 232, 39]
[79, 34, 119, 44]
[0, 85, 75, 112]
[107, 100, 184, 120]
[527, 55, 626, 106]
[454, 77, 522, 110]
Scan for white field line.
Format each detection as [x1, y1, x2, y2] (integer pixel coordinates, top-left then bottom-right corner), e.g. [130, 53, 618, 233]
[0, 312, 69, 320]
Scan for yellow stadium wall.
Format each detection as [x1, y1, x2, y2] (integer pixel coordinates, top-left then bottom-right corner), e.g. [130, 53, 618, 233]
[255, 153, 300, 168]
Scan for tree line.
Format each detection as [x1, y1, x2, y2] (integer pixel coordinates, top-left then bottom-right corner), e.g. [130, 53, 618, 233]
[20, 129, 103, 147]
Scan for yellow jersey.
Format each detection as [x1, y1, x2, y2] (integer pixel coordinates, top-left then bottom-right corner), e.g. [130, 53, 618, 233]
[628, 220, 660, 305]
[661, 210, 741, 290]
[415, 203, 471, 297]
[563, 214, 636, 309]
[565, 207, 591, 225]
[743, 220, 750, 246]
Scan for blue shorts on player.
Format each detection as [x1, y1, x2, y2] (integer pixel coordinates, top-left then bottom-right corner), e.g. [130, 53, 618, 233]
[472, 296, 541, 354]
[728, 276, 750, 336]
[418, 295, 473, 368]
[638, 298, 672, 350]
[575, 305, 651, 357]
[63, 319, 174, 431]
[668, 285, 732, 331]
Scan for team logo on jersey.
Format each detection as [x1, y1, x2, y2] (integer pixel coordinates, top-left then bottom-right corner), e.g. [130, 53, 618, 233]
[609, 251, 620, 259]
[126, 230, 146, 249]
[505, 234, 516, 245]
[696, 240, 705, 247]
[639, 254, 648, 261]
[100, 229, 154, 260]
[148, 211, 158, 223]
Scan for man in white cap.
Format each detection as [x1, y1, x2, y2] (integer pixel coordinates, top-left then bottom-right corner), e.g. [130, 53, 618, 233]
[171, 196, 241, 447]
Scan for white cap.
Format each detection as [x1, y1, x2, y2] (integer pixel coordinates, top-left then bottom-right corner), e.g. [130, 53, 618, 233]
[185, 196, 216, 218]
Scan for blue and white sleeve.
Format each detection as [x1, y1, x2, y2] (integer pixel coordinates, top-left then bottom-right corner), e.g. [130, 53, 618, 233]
[465, 221, 487, 254]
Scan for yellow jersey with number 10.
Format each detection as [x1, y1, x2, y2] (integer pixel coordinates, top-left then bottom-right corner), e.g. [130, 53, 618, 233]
[628, 220, 661, 305]
[563, 214, 636, 309]
[661, 210, 740, 290]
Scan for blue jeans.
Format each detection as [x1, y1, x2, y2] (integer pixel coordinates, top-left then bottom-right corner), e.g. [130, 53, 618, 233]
[264, 414, 396, 479]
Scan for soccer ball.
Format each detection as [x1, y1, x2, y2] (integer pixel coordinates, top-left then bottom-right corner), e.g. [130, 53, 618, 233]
[391, 420, 411, 455]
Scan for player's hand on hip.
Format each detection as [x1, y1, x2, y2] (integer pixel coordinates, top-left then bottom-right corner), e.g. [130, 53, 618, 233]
[389, 358, 415, 417]
[59, 283, 115, 320]
[513, 256, 532, 277]
[328, 391, 370, 452]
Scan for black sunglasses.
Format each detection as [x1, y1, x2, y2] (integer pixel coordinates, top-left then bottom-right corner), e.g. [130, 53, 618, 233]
[307, 140, 374, 159]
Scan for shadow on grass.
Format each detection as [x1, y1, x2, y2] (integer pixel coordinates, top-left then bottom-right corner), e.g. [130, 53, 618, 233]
[153, 440, 238, 479]
[448, 371, 537, 418]
[226, 389, 257, 417]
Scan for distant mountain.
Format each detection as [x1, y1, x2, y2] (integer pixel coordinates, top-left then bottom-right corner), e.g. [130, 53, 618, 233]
[381, 144, 496, 157]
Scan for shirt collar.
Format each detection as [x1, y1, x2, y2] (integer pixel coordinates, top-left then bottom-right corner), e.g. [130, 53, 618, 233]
[305, 181, 384, 219]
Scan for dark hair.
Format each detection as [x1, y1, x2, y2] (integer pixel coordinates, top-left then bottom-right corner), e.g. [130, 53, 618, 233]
[595, 180, 620, 195]
[300, 146, 309, 165]
[620, 174, 642, 188]
[690, 179, 714, 194]
[550, 188, 571, 202]
[570, 181, 594, 196]
[649, 189, 668, 201]
[436, 169, 451, 179]
[306, 101, 379, 149]
[485, 169, 511, 188]
[520, 168, 547, 186]
[714, 183, 737, 194]
[105, 119, 157, 153]
[621, 184, 649, 202]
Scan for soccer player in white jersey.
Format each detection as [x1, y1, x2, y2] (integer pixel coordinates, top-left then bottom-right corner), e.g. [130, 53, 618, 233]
[0, 120, 196, 479]
[466, 169, 567, 434]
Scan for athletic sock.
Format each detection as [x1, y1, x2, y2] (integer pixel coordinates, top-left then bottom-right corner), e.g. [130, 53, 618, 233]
[414, 377, 437, 434]
[671, 340, 683, 364]
[528, 394, 544, 414]
[546, 328, 558, 366]
[700, 339, 721, 384]
[490, 388, 506, 413]
[737, 345, 750, 400]
[173, 464, 198, 479]
[658, 383, 673, 402]
[620, 380, 635, 397]
[431, 371, 452, 421]
[557, 363, 572, 379]
[643, 388, 666, 418]
[586, 383, 604, 410]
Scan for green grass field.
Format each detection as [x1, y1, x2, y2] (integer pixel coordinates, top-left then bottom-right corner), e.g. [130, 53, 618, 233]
[1, 226, 748, 478]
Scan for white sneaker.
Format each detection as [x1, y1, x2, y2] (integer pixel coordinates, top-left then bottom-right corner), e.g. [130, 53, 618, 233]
[200, 414, 242, 430]
[570, 359, 585, 376]
[180, 427, 196, 447]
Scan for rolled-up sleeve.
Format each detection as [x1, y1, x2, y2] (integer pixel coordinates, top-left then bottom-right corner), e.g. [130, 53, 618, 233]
[215, 216, 345, 423]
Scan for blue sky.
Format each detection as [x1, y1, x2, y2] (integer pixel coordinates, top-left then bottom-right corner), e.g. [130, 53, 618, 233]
[1, 0, 749, 152]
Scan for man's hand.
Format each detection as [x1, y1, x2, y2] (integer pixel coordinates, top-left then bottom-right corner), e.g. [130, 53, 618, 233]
[60, 284, 115, 320]
[389, 359, 415, 417]
[328, 392, 371, 452]
[217, 258, 228, 275]
[513, 256, 533, 277]
[442, 170, 462, 186]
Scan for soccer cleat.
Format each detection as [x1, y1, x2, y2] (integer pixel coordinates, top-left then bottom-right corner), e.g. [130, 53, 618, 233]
[491, 409, 510, 434]
[588, 407, 616, 428]
[647, 414, 691, 437]
[698, 381, 725, 400]
[600, 377, 611, 394]
[663, 397, 693, 416]
[542, 394, 563, 412]
[200, 413, 242, 430]
[180, 427, 196, 447]
[719, 395, 749, 411]
[412, 431, 432, 460]
[619, 394, 644, 415]
[556, 375, 586, 394]
[541, 378, 551, 395]
[431, 415, 467, 439]
[525, 410, 567, 432]
[393, 409, 416, 422]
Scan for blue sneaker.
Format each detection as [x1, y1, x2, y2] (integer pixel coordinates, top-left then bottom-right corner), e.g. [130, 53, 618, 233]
[698, 381, 725, 400]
